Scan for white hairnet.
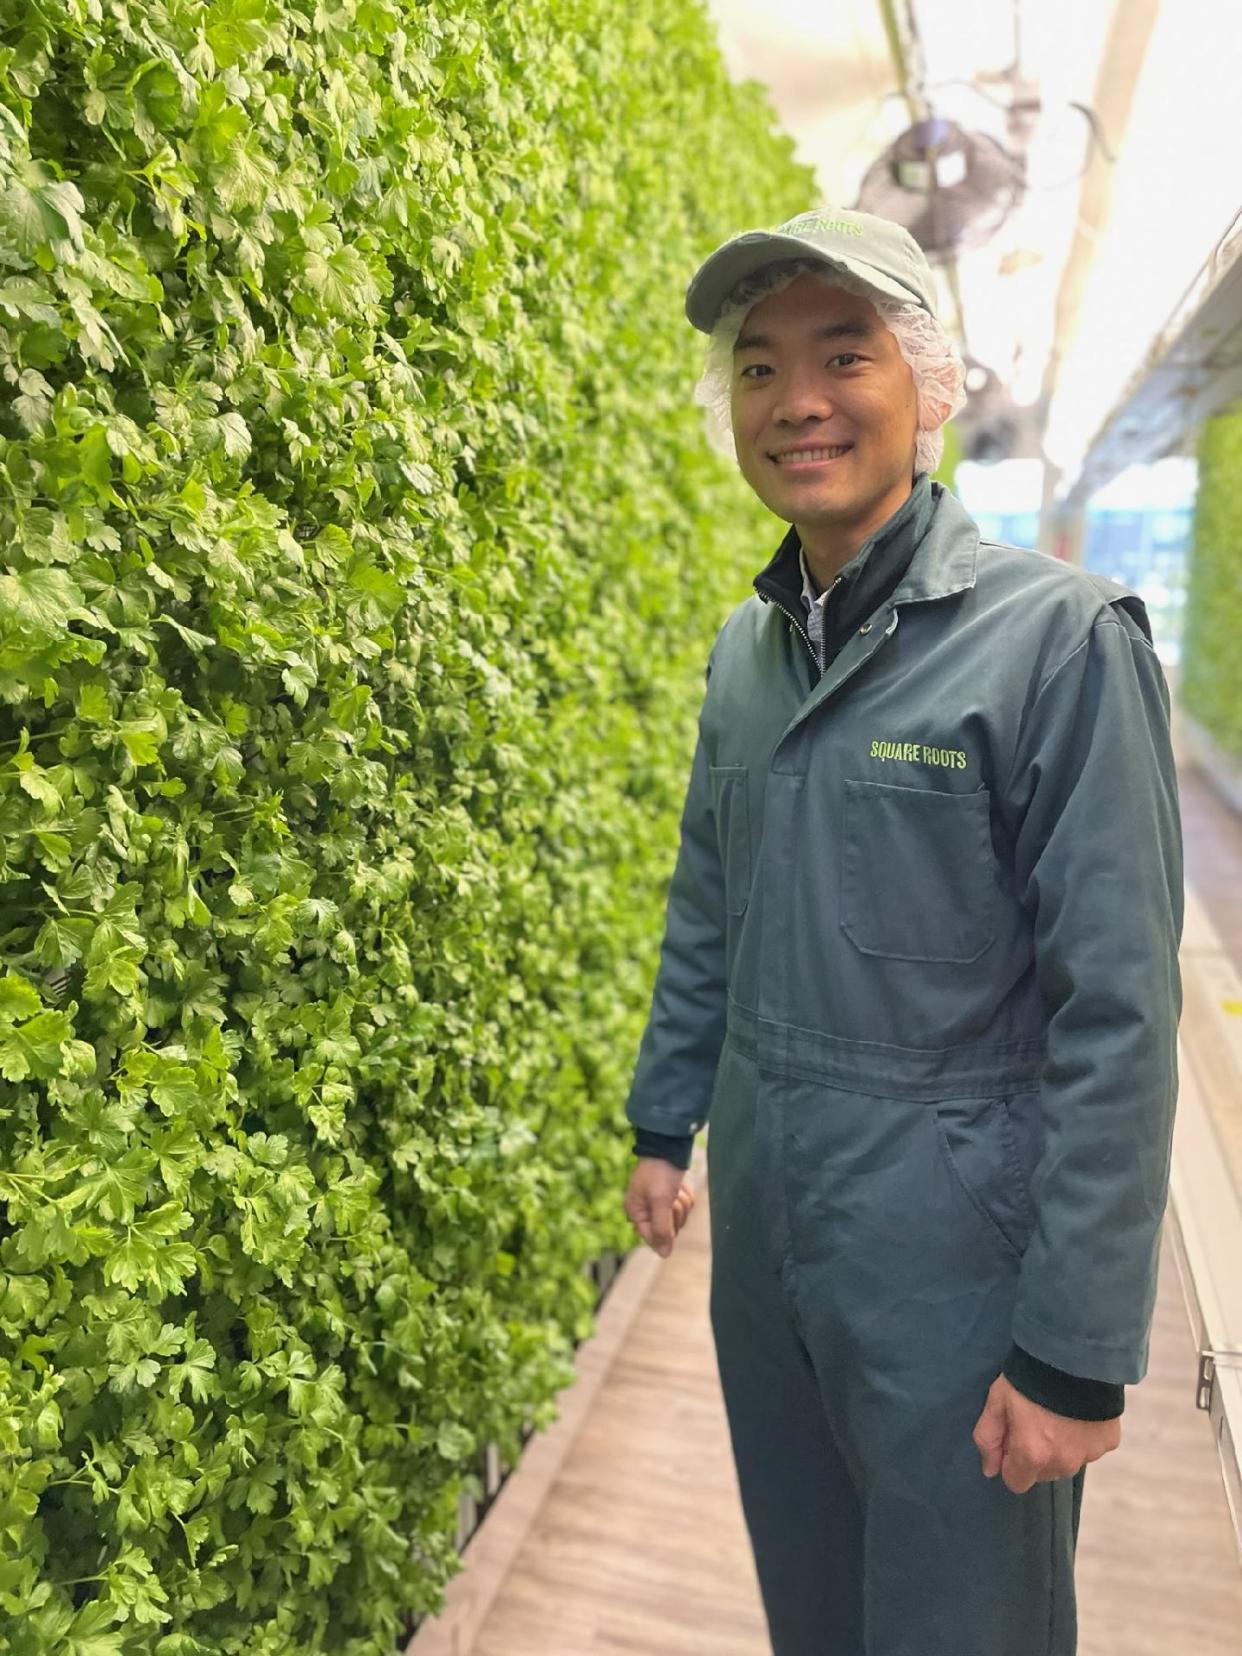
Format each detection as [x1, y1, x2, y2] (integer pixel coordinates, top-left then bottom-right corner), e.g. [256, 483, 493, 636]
[691, 256, 967, 475]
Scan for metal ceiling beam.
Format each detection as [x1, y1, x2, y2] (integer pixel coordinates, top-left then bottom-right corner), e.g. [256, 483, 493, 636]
[1061, 209, 1242, 508]
[1036, 0, 1161, 451]
[875, 0, 927, 124]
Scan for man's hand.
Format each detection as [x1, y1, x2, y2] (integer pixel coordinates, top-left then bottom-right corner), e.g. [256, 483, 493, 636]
[623, 1159, 695, 1259]
[972, 1373, 1121, 1494]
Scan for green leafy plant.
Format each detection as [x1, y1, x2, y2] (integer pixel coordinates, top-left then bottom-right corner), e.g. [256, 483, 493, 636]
[1182, 402, 1242, 760]
[0, 0, 813, 1648]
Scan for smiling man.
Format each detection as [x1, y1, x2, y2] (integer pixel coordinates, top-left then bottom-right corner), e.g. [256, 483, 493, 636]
[621, 208, 1183, 1655]
[733, 281, 920, 571]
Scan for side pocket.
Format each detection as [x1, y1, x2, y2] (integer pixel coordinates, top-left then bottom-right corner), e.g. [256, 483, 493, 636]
[708, 765, 751, 917]
[930, 1095, 1036, 1261]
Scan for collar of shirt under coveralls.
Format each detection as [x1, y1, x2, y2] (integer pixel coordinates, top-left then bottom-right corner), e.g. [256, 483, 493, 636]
[753, 471, 936, 672]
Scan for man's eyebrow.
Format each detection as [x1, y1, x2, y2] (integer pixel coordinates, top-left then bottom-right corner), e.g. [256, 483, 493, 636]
[732, 318, 877, 354]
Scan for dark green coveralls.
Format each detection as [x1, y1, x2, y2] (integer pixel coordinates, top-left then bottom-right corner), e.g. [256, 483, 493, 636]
[624, 476, 1184, 1655]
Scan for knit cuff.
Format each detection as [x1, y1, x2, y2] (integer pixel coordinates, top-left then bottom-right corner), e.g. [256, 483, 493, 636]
[1003, 1343, 1125, 1421]
[632, 1128, 694, 1172]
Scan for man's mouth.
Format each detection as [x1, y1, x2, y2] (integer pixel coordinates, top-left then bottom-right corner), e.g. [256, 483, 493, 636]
[770, 444, 853, 467]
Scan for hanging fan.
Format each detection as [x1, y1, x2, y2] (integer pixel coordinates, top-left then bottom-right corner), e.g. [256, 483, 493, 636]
[955, 356, 1043, 464]
[855, 115, 1025, 260]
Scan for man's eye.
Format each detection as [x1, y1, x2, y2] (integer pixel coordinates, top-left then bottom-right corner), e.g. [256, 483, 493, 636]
[739, 354, 862, 379]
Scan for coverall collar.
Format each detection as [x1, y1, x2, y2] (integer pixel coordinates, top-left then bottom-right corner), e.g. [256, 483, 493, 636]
[753, 472, 979, 624]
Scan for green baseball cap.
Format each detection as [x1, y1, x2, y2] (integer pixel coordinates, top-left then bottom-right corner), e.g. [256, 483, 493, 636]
[684, 206, 938, 334]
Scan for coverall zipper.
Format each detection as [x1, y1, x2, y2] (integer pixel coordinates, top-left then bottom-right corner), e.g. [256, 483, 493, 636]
[759, 591, 820, 675]
[759, 589, 901, 727]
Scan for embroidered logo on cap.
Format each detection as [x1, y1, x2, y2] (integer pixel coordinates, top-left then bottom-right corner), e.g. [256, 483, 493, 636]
[783, 211, 865, 239]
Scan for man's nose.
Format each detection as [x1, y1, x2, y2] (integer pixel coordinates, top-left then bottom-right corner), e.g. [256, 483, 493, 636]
[772, 365, 834, 425]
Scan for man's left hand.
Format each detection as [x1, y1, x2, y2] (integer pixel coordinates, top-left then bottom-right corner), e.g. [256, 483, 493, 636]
[972, 1373, 1121, 1494]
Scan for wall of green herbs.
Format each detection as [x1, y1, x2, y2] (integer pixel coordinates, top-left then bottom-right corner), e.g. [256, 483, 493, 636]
[0, 0, 815, 1649]
[1181, 401, 1242, 761]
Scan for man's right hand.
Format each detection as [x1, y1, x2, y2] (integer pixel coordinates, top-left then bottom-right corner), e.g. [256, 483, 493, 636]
[623, 1159, 695, 1259]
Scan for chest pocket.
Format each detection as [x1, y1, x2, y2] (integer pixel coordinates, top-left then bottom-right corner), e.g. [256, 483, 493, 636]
[841, 778, 995, 963]
[709, 765, 751, 917]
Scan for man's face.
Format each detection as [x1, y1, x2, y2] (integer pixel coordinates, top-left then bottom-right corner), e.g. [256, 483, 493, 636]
[729, 274, 922, 540]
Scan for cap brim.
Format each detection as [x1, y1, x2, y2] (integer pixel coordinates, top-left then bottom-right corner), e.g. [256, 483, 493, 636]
[684, 231, 924, 334]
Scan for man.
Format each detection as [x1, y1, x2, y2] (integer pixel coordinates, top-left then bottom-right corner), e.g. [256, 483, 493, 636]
[621, 207, 1183, 1655]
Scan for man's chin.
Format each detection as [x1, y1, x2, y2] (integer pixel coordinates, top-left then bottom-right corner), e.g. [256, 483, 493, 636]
[764, 471, 915, 530]
[769, 489, 860, 525]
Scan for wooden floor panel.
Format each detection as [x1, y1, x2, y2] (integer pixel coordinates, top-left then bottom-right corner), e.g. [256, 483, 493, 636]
[472, 1191, 768, 1656]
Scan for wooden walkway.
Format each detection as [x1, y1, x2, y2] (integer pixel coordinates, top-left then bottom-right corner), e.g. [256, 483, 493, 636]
[470, 1162, 766, 1656]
